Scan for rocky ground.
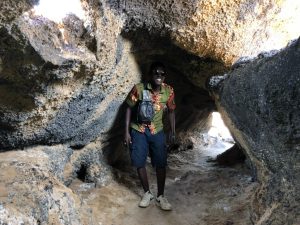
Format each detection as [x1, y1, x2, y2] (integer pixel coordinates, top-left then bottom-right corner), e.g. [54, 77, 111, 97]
[69, 135, 257, 225]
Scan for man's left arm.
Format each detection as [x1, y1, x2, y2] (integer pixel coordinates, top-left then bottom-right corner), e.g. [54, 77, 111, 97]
[166, 87, 176, 144]
[168, 109, 176, 144]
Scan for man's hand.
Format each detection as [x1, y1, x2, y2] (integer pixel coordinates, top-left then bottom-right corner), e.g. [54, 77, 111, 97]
[124, 132, 132, 149]
[168, 132, 176, 145]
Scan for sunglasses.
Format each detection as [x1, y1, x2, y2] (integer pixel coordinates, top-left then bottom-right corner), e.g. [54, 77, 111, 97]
[153, 69, 166, 77]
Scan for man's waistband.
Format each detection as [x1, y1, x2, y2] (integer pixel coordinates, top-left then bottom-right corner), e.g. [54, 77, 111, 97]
[136, 121, 152, 125]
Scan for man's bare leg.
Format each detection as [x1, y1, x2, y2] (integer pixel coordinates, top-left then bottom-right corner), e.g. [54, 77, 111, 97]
[156, 167, 166, 197]
[137, 167, 150, 192]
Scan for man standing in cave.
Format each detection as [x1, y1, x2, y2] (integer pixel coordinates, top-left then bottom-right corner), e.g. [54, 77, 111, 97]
[124, 61, 176, 211]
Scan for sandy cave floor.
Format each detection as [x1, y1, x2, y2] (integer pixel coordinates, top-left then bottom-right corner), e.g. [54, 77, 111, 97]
[70, 139, 258, 225]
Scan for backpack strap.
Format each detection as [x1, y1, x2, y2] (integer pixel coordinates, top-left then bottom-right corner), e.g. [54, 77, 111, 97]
[143, 82, 147, 90]
[142, 83, 151, 101]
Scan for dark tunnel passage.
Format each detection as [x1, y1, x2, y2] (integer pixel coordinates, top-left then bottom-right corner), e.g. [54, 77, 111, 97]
[103, 30, 245, 169]
[95, 30, 254, 225]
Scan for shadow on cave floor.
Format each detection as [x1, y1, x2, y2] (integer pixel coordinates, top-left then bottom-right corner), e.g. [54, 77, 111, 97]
[88, 30, 258, 225]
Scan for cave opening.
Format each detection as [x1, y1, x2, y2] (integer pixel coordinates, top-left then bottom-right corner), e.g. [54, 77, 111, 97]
[32, 0, 85, 23]
[76, 163, 88, 182]
[107, 29, 242, 169]
[100, 34, 253, 223]
[103, 30, 255, 223]
[206, 112, 235, 155]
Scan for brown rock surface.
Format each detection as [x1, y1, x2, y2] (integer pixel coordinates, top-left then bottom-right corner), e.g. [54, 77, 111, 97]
[0, 0, 38, 24]
[120, 0, 300, 65]
[210, 38, 300, 224]
[0, 146, 83, 224]
[0, 142, 112, 224]
[0, 2, 140, 149]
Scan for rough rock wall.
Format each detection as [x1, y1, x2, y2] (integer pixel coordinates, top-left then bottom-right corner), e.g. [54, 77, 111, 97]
[211, 39, 300, 225]
[0, 142, 112, 224]
[117, 0, 300, 65]
[0, 0, 38, 24]
[0, 1, 141, 149]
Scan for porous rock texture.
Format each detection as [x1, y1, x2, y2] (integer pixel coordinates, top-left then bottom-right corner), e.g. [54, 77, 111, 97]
[0, 142, 112, 224]
[0, 0, 300, 224]
[118, 0, 300, 65]
[0, 0, 38, 24]
[0, 0, 140, 149]
[0, 2, 137, 223]
[210, 39, 300, 225]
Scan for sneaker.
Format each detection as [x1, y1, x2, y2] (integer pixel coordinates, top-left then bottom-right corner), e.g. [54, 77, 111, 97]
[139, 191, 154, 208]
[156, 195, 172, 211]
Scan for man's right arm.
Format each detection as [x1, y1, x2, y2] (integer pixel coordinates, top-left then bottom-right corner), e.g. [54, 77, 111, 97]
[124, 106, 132, 146]
[124, 84, 139, 147]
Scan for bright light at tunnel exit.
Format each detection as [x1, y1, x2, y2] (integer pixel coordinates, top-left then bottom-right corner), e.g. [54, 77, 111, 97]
[208, 112, 234, 142]
[33, 0, 85, 23]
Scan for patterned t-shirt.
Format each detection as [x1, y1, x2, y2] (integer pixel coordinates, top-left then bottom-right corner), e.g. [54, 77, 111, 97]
[126, 82, 176, 134]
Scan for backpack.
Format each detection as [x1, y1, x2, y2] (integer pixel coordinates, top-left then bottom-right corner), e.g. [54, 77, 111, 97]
[137, 83, 155, 123]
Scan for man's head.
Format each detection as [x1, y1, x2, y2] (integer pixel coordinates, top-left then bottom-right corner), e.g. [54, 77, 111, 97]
[149, 61, 166, 87]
